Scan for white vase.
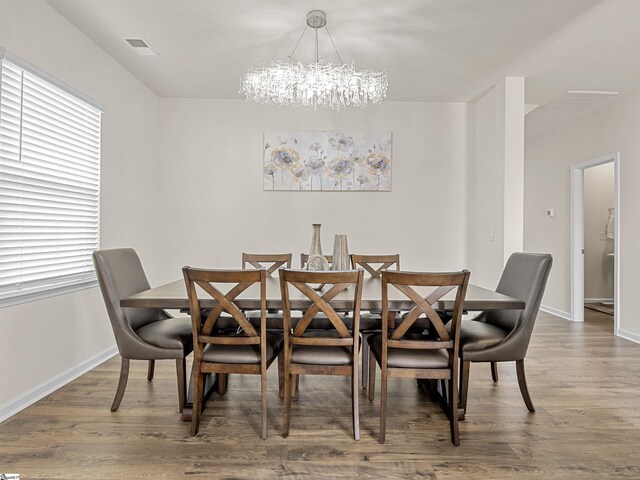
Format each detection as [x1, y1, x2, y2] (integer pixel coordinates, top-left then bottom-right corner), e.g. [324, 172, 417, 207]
[307, 223, 330, 271]
[331, 234, 350, 270]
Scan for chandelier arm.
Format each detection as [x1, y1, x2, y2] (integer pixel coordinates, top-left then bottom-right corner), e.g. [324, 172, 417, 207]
[325, 26, 344, 65]
[288, 25, 309, 62]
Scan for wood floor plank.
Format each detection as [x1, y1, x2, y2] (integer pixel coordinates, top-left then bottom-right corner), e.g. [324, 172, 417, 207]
[2, 311, 640, 479]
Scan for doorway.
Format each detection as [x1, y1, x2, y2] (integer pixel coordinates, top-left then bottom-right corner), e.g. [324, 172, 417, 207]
[570, 153, 620, 334]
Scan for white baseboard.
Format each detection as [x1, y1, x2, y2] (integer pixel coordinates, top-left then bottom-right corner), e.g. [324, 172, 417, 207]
[585, 297, 614, 303]
[617, 328, 640, 344]
[0, 345, 118, 423]
[540, 304, 572, 321]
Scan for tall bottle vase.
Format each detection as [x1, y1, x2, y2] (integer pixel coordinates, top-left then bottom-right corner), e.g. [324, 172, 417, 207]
[307, 223, 330, 271]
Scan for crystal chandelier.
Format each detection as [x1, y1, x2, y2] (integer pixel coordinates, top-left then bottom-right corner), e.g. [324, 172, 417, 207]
[239, 10, 388, 110]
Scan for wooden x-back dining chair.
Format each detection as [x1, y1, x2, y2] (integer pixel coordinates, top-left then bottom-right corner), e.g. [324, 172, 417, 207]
[368, 270, 470, 445]
[183, 267, 283, 438]
[350, 254, 400, 389]
[241, 253, 293, 329]
[279, 269, 364, 440]
[242, 253, 292, 276]
[350, 254, 400, 278]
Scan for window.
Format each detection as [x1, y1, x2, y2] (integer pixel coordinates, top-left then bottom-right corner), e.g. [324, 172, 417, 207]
[0, 51, 103, 306]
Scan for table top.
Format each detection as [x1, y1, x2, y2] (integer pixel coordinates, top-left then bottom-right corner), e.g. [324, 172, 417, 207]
[121, 276, 524, 312]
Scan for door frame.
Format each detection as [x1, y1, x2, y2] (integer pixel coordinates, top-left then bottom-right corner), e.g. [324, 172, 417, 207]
[570, 152, 620, 333]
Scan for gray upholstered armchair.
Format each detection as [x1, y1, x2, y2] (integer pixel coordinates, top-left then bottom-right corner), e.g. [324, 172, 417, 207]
[93, 248, 193, 412]
[458, 252, 552, 417]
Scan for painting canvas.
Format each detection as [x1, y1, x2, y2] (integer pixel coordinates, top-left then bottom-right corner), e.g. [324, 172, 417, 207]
[263, 131, 392, 191]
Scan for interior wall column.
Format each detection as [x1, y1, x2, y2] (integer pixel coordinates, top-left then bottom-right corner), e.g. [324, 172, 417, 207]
[498, 77, 525, 264]
[469, 76, 525, 288]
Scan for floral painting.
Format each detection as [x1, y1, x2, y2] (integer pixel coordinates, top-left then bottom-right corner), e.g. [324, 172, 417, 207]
[263, 131, 392, 191]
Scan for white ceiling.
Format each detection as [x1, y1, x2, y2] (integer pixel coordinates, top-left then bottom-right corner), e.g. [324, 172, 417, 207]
[44, 0, 606, 103]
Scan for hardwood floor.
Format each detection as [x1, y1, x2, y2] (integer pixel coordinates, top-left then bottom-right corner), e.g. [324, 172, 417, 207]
[2, 311, 639, 479]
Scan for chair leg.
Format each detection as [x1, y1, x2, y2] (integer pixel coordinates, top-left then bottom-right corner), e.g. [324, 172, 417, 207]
[460, 360, 470, 417]
[216, 373, 228, 395]
[491, 362, 499, 382]
[352, 362, 360, 441]
[379, 367, 388, 444]
[282, 370, 292, 438]
[449, 376, 460, 446]
[261, 365, 267, 440]
[361, 333, 370, 389]
[176, 358, 186, 413]
[516, 359, 535, 412]
[111, 357, 130, 412]
[368, 351, 376, 402]
[293, 374, 299, 397]
[277, 351, 285, 398]
[147, 359, 155, 381]
[190, 369, 203, 435]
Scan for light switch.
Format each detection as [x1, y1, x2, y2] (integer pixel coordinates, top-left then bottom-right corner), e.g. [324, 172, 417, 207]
[546, 208, 555, 217]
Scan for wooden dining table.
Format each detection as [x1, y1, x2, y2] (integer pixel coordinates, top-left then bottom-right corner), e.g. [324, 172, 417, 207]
[120, 274, 524, 420]
[120, 276, 524, 312]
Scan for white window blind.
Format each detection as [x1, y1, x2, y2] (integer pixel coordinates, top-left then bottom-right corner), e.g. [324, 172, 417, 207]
[0, 57, 102, 306]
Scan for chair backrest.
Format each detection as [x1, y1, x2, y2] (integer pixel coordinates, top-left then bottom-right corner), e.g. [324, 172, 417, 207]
[300, 253, 333, 269]
[351, 254, 400, 278]
[484, 253, 553, 359]
[93, 248, 168, 356]
[243, 253, 292, 276]
[279, 269, 364, 349]
[183, 267, 267, 361]
[382, 270, 470, 363]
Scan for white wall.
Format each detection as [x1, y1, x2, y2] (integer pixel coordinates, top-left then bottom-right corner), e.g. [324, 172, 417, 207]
[153, 99, 472, 283]
[584, 163, 614, 301]
[0, 0, 162, 415]
[525, 89, 640, 340]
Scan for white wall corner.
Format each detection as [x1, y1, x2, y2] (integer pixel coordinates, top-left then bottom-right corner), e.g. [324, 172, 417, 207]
[0, 345, 118, 423]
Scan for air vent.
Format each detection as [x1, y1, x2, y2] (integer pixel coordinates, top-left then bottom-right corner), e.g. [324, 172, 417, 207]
[123, 37, 159, 56]
[538, 91, 619, 112]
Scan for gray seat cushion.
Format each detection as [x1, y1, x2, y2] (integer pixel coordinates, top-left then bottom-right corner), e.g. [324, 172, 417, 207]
[368, 333, 450, 369]
[291, 345, 353, 365]
[135, 317, 193, 352]
[458, 319, 509, 352]
[202, 332, 283, 364]
[291, 330, 354, 366]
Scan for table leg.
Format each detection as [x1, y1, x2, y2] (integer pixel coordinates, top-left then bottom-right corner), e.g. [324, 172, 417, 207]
[180, 358, 218, 422]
